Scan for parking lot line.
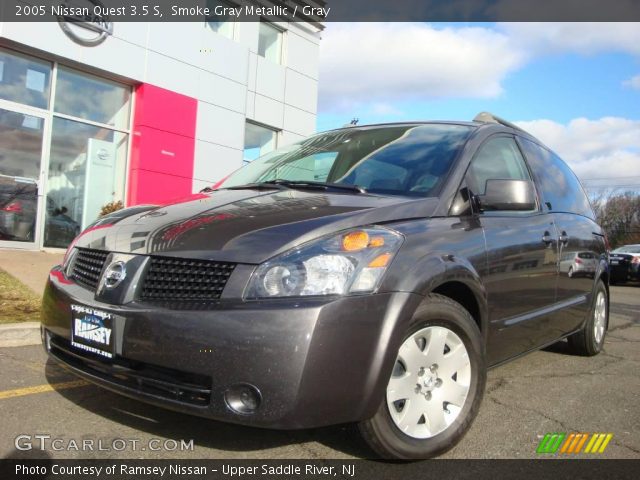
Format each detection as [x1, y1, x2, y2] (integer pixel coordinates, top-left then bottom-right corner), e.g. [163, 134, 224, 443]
[0, 380, 89, 400]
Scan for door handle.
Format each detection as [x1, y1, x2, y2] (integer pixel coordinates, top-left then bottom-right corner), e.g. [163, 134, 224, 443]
[559, 231, 569, 246]
[542, 231, 554, 245]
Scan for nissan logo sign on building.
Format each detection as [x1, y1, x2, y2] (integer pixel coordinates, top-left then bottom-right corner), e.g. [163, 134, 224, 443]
[57, 0, 113, 46]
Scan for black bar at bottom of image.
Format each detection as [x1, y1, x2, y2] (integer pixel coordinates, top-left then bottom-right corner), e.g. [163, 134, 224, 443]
[2, 459, 640, 480]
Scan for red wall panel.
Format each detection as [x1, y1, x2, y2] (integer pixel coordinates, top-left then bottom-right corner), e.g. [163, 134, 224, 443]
[127, 84, 197, 206]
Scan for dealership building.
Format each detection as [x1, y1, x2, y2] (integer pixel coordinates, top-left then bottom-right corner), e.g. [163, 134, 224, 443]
[0, 9, 322, 249]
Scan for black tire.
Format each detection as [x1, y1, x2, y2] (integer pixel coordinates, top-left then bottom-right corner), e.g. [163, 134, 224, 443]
[567, 280, 608, 356]
[358, 294, 486, 460]
[568, 267, 574, 278]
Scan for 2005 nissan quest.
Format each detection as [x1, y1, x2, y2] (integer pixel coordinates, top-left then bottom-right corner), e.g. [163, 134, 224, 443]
[41, 112, 609, 459]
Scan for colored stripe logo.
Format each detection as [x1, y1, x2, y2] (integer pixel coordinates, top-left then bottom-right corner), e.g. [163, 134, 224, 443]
[537, 433, 613, 454]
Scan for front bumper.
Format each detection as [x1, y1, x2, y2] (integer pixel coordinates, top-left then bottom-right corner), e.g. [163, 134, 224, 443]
[41, 267, 422, 429]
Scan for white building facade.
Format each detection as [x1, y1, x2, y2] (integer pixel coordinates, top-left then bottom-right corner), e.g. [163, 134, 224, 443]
[0, 11, 321, 249]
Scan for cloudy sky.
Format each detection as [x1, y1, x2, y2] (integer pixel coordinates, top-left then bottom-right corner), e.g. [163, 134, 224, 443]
[315, 22, 640, 190]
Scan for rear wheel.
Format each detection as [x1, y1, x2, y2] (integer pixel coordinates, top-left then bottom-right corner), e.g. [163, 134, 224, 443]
[568, 280, 608, 356]
[358, 294, 485, 459]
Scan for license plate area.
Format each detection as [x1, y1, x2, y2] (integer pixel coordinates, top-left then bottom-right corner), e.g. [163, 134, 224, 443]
[71, 304, 115, 359]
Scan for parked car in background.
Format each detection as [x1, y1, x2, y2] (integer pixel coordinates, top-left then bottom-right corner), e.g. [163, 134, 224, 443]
[0, 176, 81, 246]
[42, 113, 610, 459]
[609, 244, 640, 284]
[559, 251, 597, 278]
[0, 177, 37, 241]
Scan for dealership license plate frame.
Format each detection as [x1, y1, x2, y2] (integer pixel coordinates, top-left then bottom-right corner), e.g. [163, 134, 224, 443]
[70, 304, 115, 359]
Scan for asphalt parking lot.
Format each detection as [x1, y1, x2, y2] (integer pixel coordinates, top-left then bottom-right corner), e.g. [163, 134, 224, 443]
[1, 285, 638, 460]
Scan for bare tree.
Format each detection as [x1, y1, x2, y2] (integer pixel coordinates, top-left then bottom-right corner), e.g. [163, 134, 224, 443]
[590, 191, 640, 247]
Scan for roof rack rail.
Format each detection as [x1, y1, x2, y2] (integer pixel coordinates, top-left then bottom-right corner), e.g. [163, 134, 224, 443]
[473, 112, 526, 132]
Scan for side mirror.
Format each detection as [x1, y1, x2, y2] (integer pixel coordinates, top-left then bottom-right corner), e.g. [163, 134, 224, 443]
[478, 179, 536, 211]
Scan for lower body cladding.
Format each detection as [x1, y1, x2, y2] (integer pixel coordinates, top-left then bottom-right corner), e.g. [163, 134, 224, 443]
[41, 271, 423, 429]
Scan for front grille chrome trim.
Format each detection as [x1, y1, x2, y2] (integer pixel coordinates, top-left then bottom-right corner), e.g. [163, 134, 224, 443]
[68, 248, 237, 304]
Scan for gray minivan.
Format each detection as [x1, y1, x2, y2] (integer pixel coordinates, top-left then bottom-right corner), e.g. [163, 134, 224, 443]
[41, 113, 609, 459]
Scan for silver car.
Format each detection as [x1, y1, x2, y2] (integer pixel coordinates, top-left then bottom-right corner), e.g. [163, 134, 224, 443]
[560, 251, 598, 277]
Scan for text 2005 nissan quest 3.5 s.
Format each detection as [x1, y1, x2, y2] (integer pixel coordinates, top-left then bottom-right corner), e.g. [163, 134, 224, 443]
[41, 113, 609, 459]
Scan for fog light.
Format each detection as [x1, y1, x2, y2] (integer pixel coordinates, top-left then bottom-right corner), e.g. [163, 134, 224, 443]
[224, 384, 261, 415]
[41, 327, 51, 351]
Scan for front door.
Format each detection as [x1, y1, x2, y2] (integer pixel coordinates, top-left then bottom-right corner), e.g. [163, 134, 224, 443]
[460, 134, 560, 364]
[482, 214, 559, 363]
[0, 106, 47, 248]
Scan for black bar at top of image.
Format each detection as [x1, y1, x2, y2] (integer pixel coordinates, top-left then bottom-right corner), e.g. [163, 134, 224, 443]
[1, 0, 640, 23]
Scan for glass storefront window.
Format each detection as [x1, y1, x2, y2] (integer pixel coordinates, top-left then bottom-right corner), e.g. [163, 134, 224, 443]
[54, 67, 131, 129]
[244, 122, 278, 164]
[44, 117, 128, 247]
[0, 49, 52, 109]
[0, 48, 132, 249]
[258, 22, 283, 64]
[0, 109, 44, 242]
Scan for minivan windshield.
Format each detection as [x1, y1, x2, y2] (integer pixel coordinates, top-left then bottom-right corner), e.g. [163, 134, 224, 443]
[220, 124, 473, 197]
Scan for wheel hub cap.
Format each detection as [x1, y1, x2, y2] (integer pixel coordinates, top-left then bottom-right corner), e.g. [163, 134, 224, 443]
[386, 326, 471, 439]
[593, 291, 606, 344]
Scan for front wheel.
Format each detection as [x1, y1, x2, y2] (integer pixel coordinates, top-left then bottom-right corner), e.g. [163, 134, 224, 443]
[567, 280, 608, 356]
[358, 294, 486, 459]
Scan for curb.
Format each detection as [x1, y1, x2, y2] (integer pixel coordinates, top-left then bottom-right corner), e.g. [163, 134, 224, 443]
[0, 322, 41, 348]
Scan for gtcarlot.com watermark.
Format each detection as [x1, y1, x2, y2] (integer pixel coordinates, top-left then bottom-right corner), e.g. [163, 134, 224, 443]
[15, 434, 194, 452]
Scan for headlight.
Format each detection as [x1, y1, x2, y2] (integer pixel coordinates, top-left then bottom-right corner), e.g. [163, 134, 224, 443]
[245, 227, 403, 299]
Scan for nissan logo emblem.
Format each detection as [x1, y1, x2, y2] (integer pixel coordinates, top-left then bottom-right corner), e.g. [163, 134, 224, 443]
[57, 0, 114, 47]
[103, 261, 127, 289]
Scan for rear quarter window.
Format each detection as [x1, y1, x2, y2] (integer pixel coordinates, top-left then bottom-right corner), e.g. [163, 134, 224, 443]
[517, 137, 594, 219]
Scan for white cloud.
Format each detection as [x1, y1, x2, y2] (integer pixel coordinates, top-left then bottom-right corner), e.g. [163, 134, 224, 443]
[317, 24, 640, 184]
[497, 22, 640, 57]
[318, 23, 525, 112]
[623, 75, 640, 90]
[369, 102, 405, 116]
[319, 22, 640, 113]
[515, 117, 640, 181]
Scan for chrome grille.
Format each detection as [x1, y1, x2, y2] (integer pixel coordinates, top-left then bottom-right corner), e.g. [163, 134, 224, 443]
[71, 248, 109, 290]
[140, 257, 236, 302]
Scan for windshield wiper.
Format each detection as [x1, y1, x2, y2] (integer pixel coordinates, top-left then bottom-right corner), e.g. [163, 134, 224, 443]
[224, 180, 366, 194]
[262, 179, 367, 193]
[225, 182, 289, 191]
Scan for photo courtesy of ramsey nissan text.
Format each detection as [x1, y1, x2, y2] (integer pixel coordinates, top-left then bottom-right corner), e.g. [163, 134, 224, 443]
[0, 1, 638, 479]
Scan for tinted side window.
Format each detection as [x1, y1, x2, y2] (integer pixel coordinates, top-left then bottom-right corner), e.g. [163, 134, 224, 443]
[518, 138, 594, 219]
[466, 136, 531, 196]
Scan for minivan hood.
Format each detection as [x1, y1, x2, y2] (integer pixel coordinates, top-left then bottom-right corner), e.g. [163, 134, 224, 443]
[74, 189, 438, 264]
